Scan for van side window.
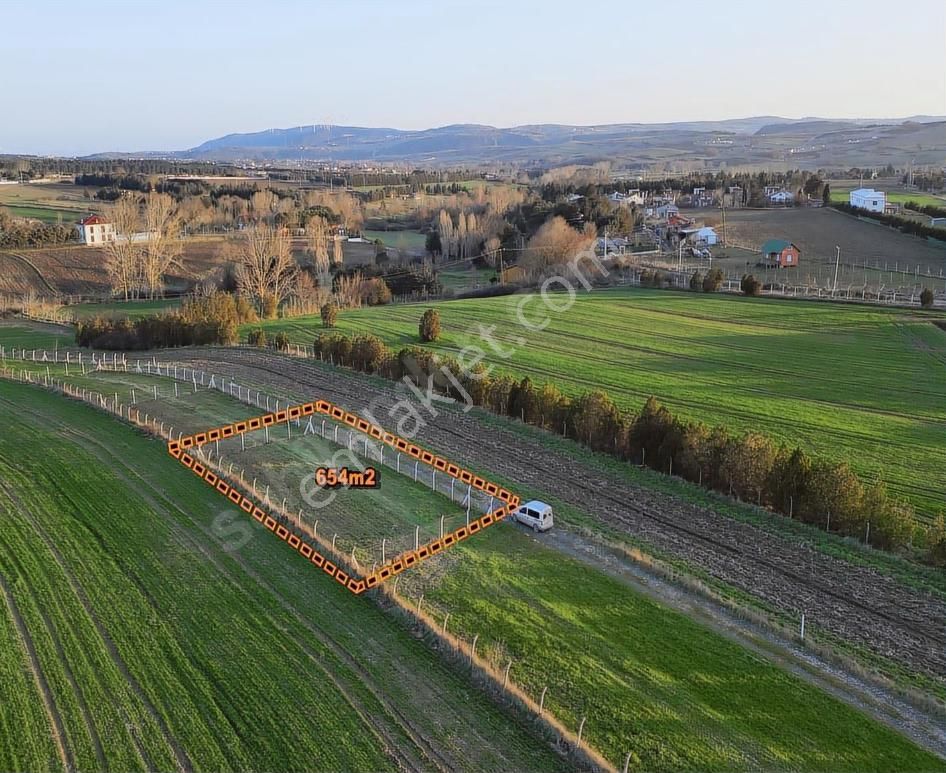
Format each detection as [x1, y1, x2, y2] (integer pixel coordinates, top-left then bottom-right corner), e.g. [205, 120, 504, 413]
[526, 509, 539, 519]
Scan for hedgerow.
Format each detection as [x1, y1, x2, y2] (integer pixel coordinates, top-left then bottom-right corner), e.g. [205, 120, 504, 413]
[310, 332, 924, 555]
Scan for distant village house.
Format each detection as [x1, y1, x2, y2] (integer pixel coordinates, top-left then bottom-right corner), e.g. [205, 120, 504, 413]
[76, 214, 114, 245]
[849, 188, 887, 213]
[761, 239, 800, 268]
[607, 189, 644, 206]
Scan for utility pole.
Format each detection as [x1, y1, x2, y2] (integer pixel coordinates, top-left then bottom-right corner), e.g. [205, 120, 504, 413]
[833, 245, 841, 292]
[720, 199, 727, 248]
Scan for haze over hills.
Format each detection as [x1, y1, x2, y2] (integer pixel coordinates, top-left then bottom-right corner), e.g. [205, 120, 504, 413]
[87, 115, 946, 169]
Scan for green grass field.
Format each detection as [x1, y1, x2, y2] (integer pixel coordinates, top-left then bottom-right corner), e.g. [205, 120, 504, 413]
[2, 365, 941, 771]
[829, 188, 946, 208]
[0, 323, 74, 351]
[3, 204, 86, 224]
[439, 265, 497, 292]
[0, 182, 94, 225]
[362, 229, 427, 251]
[247, 289, 946, 517]
[61, 299, 182, 320]
[0, 379, 566, 772]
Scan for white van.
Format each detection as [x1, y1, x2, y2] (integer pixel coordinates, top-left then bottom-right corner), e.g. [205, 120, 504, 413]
[513, 501, 554, 532]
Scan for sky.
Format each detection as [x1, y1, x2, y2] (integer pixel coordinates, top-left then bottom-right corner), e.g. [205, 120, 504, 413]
[2, 0, 945, 156]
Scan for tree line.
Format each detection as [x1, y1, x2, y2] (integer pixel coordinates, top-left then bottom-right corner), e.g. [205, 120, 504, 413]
[833, 202, 946, 240]
[75, 292, 255, 349]
[905, 200, 946, 220]
[0, 210, 75, 248]
[304, 322, 943, 562]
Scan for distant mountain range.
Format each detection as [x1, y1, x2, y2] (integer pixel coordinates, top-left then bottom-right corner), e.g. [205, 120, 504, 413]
[89, 116, 946, 168]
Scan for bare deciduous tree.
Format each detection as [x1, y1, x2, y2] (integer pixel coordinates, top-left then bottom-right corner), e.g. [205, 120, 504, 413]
[522, 216, 596, 277]
[251, 190, 277, 223]
[331, 234, 344, 267]
[103, 196, 142, 300]
[306, 214, 331, 286]
[141, 193, 181, 299]
[438, 209, 456, 258]
[235, 225, 297, 317]
[335, 272, 367, 308]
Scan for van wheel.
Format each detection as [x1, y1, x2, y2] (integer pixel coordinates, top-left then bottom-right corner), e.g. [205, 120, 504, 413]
[533, 524, 539, 533]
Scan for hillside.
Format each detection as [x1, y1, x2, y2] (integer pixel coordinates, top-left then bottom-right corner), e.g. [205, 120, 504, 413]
[90, 116, 946, 168]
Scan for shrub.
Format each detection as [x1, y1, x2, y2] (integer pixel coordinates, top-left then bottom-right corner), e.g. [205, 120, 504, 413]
[569, 390, 625, 453]
[363, 278, 392, 306]
[262, 294, 278, 320]
[350, 334, 388, 372]
[927, 516, 946, 567]
[740, 274, 762, 296]
[419, 308, 441, 342]
[702, 268, 724, 292]
[321, 302, 338, 328]
[247, 329, 267, 347]
[235, 295, 258, 323]
[508, 377, 539, 423]
[273, 331, 291, 351]
[689, 271, 703, 291]
[920, 287, 934, 309]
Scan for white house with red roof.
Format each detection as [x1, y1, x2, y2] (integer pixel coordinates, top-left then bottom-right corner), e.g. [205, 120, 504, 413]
[76, 214, 115, 245]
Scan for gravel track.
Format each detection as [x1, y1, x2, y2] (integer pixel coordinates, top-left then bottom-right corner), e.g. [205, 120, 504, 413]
[153, 347, 946, 684]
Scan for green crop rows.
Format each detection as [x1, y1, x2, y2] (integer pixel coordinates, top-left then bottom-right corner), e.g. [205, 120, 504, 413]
[0, 379, 565, 772]
[248, 288, 946, 517]
[3, 364, 941, 771]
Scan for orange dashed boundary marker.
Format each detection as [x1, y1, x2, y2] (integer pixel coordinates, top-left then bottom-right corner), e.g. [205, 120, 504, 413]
[168, 398, 520, 595]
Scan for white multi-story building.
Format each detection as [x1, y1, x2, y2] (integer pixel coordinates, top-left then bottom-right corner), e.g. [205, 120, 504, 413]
[849, 188, 887, 213]
[76, 214, 115, 245]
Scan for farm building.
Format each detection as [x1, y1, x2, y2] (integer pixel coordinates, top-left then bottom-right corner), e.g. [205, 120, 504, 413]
[76, 214, 114, 245]
[849, 188, 887, 212]
[682, 226, 718, 246]
[761, 239, 800, 268]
